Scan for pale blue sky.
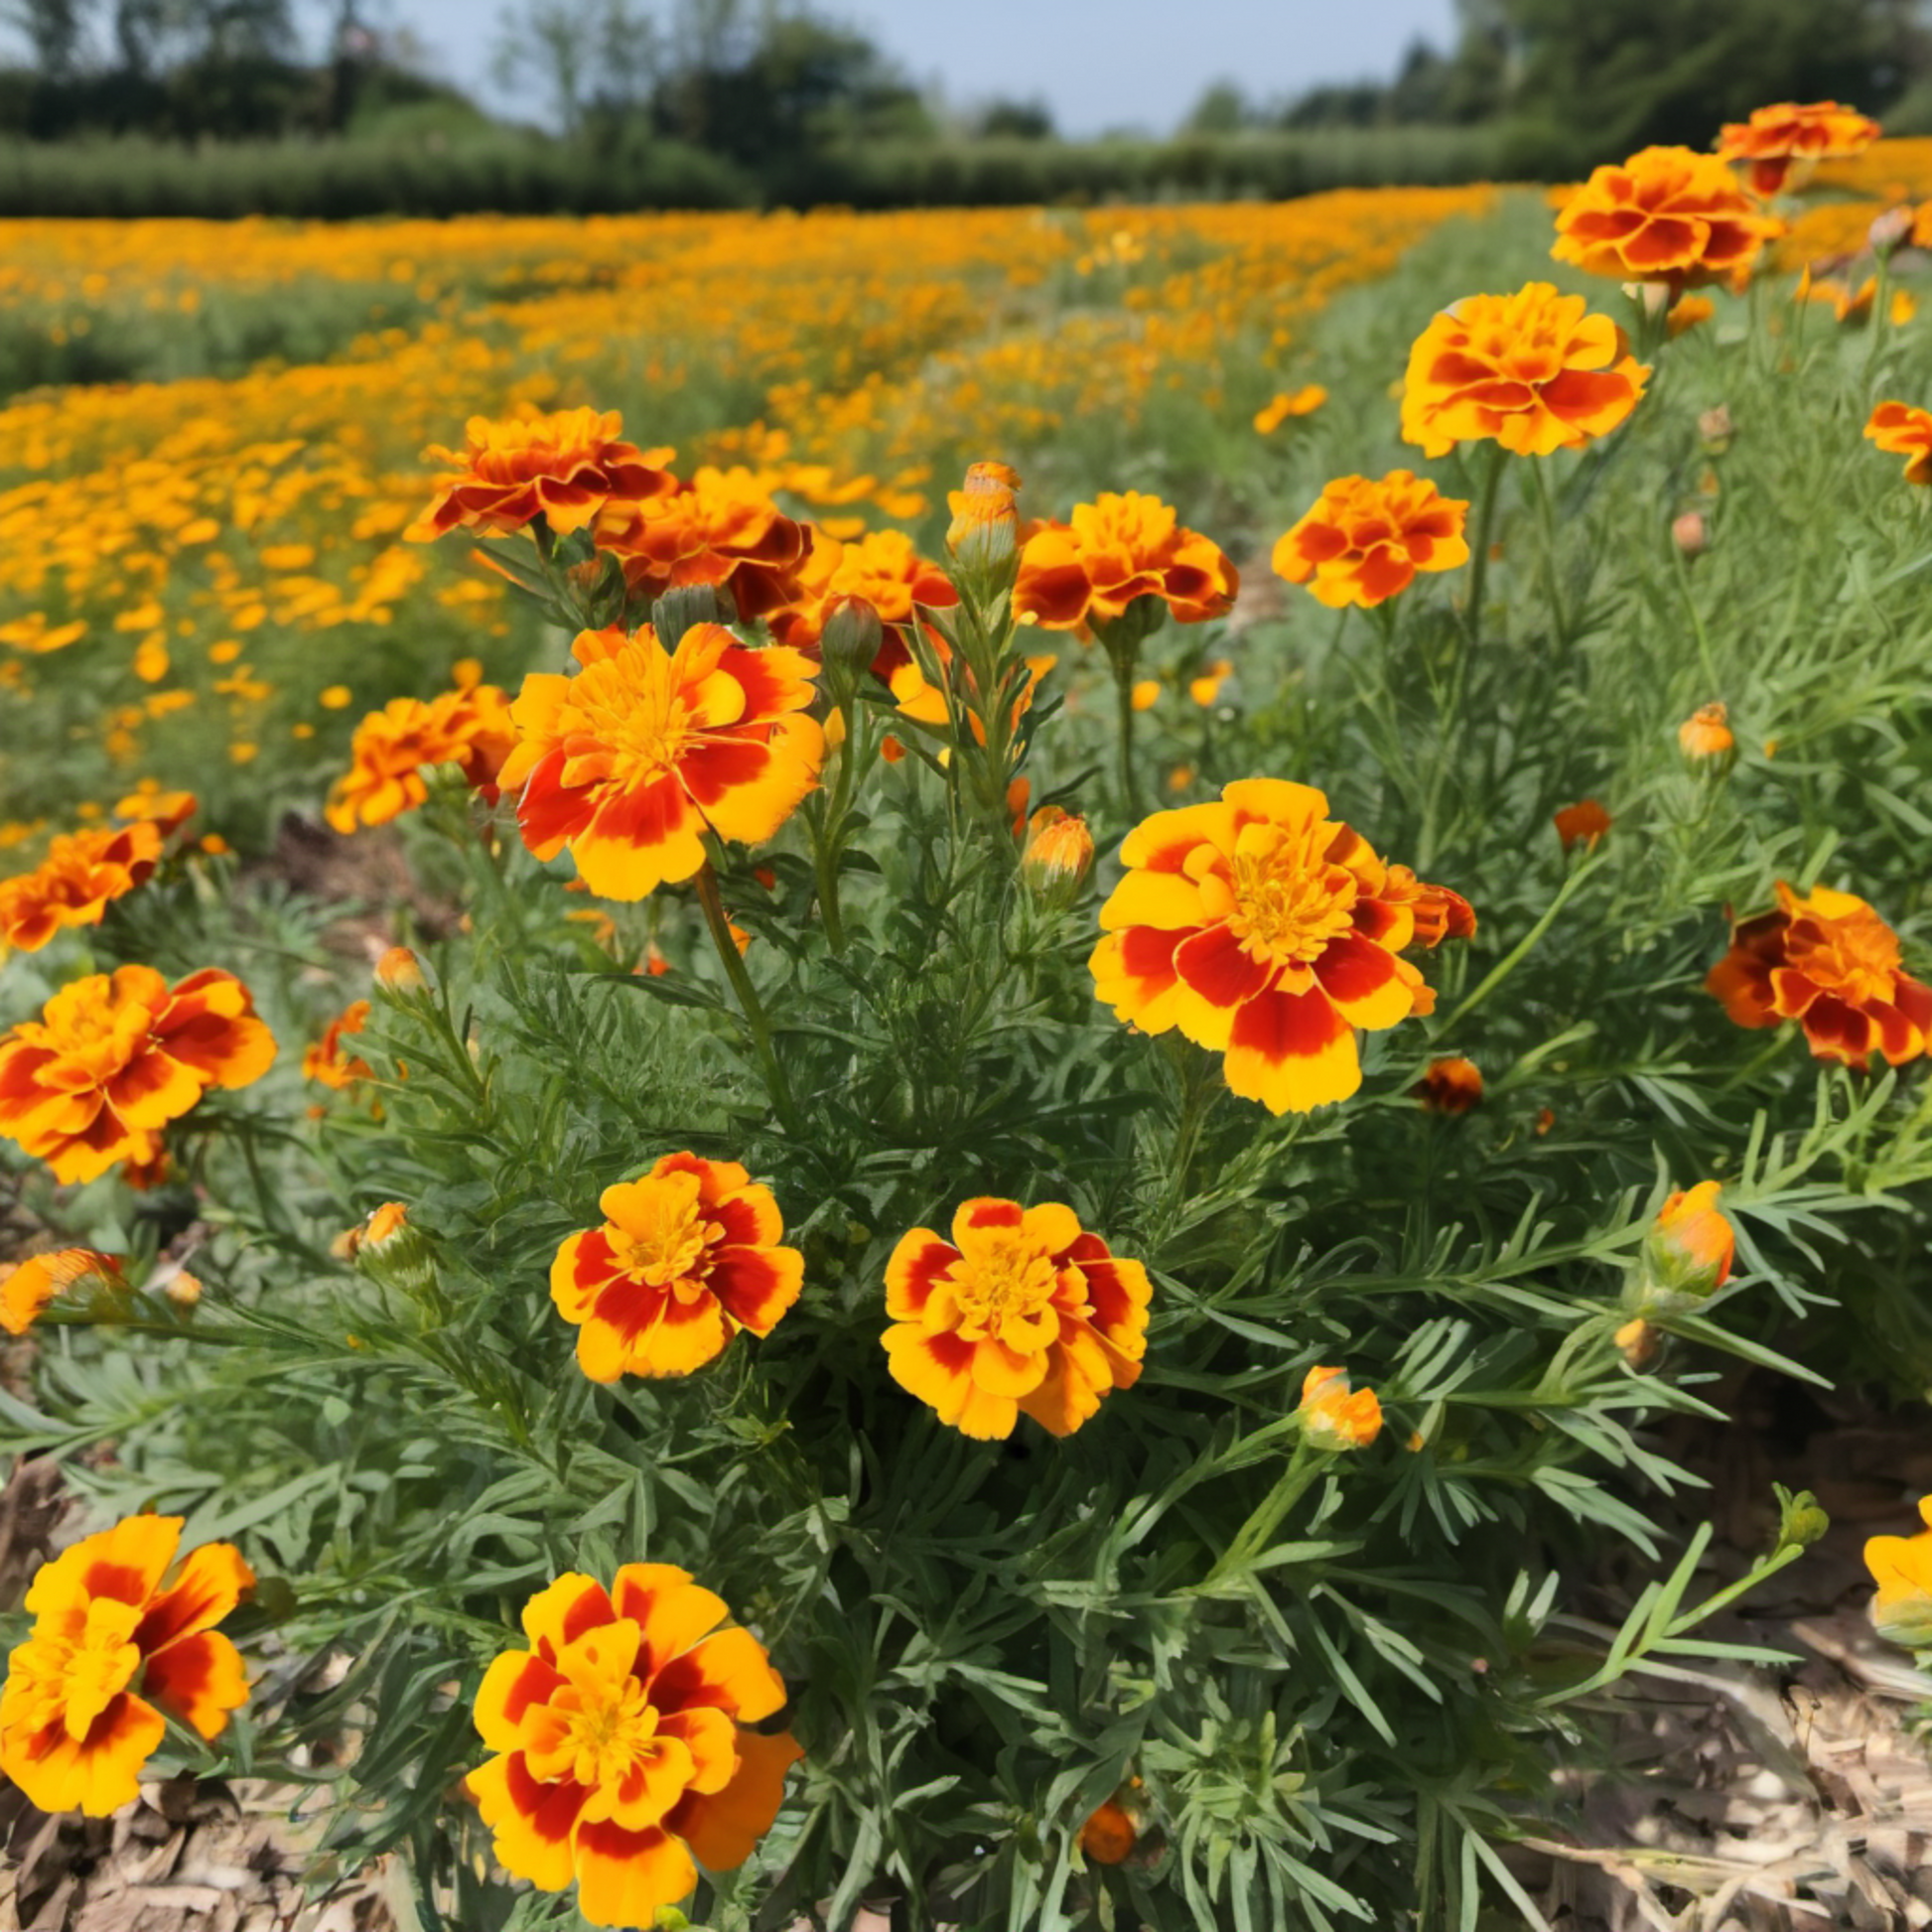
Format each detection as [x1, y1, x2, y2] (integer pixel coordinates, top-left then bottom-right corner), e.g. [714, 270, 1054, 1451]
[366, 0, 1460, 137]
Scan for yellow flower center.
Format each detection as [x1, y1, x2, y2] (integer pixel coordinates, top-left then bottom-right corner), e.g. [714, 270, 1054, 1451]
[946, 1226, 1061, 1347]
[612, 1185, 719, 1297]
[1227, 824, 1359, 967]
[43, 1597, 144, 1740]
[557, 1671, 661, 1789]
[1793, 905, 1902, 1008]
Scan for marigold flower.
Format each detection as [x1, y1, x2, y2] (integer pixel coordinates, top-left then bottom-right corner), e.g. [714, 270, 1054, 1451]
[1552, 147, 1779, 291]
[1707, 882, 1932, 1066]
[466, 1565, 801, 1929]
[1865, 402, 1932, 484]
[596, 468, 810, 620]
[1678, 700, 1734, 759]
[551, 1155, 803, 1382]
[1015, 492, 1238, 634]
[1865, 1496, 1932, 1648]
[1, 1248, 123, 1335]
[1717, 100, 1881, 197]
[303, 1000, 372, 1089]
[1190, 658, 1233, 706]
[0, 821, 165, 954]
[1415, 1055, 1483, 1113]
[1080, 1798, 1138, 1864]
[1552, 799, 1611, 851]
[1667, 293, 1716, 337]
[407, 408, 675, 543]
[0, 1514, 253, 1816]
[771, 528, 957, 655]
[1804, 272, 1879, 325]
[1642, 1179, 1735, 1300]
[1401, 284, 1650, 460]
[1253, 383, 1327, 433]
[112, 781, 197, 835]
[498, 625, 823, 901]
[374, 945, 426, 992]
[1298, 1365, 1382, 1450]
[945, 460, 1023, 557]
[325, 682, 515, 834]
[1272, 471, 1469, 609]
[1091, 779, 1473, 1114]
[884, 1198, 1152, 1441]
[0, 966, 275, 1184]
[1021, 806, 1095, 905]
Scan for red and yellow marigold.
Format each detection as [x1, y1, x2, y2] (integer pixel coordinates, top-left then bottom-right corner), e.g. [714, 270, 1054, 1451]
[1708, 882, 1932, 1067]
[1, 1248, 123, 1336]
[325, 682, 516, 834]
[1865, 402, 1932, 485]
[1016, 492, 1238, 634]
[303, 1000, 372, 1089]
[498, 624, 822, 900]
[407, 408, 675, 543]
[771, 527, 957, 655]
[1401, 284, 1650, 459]
[1717, 100, 1881, 197]
[1091, 779, 1473, 1114]
[0, 821, 165, 955]
[884, 1198, 1152, 1441]
[550, 1155, 803, 1382]
[0, 1514, 252, 1816]
[596, 468, 810, 620]
[1272, 471, 1469, 609]
[467, 1565, 801, 1930]
[1552, 147, 1780, 291]
[0, 966, 275, 1184]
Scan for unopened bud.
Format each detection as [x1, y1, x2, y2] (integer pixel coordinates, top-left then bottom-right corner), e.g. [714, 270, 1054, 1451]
[164, 1268, 203, 1311]
[1298, 1364, 1382, 1451]
[1678, 700, 1734, 761]
[1020, 806, 1094, 905]
[1613, 1316, 1660, 1370]
[375, 945, 426, 993]
[1620, 280, 1673, 320]
[820, 595, 884, 691]
[1079, 1799, 1137, 1866]
[945, 460, 1021, 571]
[652, 582, 730, 649]
[1672, 510, 1707, 557]
[1871, 205, 1915, 256]
[1697, 403, 1734, 448]
[1629, 1179, 1735, 1314]
[1773, 1482, 1830, 1553]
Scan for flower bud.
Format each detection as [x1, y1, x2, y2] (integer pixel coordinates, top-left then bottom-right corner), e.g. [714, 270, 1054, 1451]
[1620, 279, 1673, 320]
[375, 945, 426, 993]
[1672, 510, 1708, 557]
[1697, 403, 1734, 449]
[1613, 1316, 1660, 1370]
[1773, 1482, 1830, 1554]
[1870, 204, 1914, 256]
[1298, 1364, 1382, 1451]
[1021, 806, 1094, 906]
[945, 460, 1021, 571]
[1079, 1799, 1137, 1866]
[1677, 700, 1734, 761]
[1414, 1055, 1482, 1114]
[652, 582, 730, 649]
[1629, 1179, 1734, 1313]
[163, 1267, 203, 1311]
[819, 595, 884, 692]
[1552, 798, 1611, 851]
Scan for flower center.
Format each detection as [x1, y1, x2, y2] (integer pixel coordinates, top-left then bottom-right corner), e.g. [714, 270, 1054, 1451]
[1792, 906, 1902, 1008]
[558, 1672, 660, 1789]
[948, 1228, 1059, 1342]
[1227, 828, 1359, 967]
[612, 1195, 718, 1295]
[45, 1598, 144, 1740]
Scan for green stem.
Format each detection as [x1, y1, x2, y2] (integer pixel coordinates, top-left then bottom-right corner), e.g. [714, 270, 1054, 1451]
[1111, 643, 1144, 821]
[1198, 1445, 1323, 1589]
[1442, 853, 1600, 1033]
[1460, 445, 1507, 650]
[1529, 458, 1572, 646]
[694, 860, 797, 1128]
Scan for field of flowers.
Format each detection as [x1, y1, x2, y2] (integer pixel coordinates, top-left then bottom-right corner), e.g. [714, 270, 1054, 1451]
[7, 109, 1932, 1932]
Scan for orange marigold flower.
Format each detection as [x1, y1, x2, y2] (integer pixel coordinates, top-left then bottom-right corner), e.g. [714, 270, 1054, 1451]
[1678, 700, 1734, 759]
[1401, 284, 1650, 459]
[498, 625, 823, 900]
[112, 781, 197, 835]
[0, 966, 275, 1184]
[1415, 1055, 1483, 1113]
[428, 681, 518, 792]
[1080, 1798, 1138, 1864]
[303, 1000, 372, 1089]
[1865, 1496, 1932, 1648]
[466, 1565, 801, 1930]
[1091, 779, 1473, 1115]
[769, 527, 958, 656]
[1272, 471, 1469, 609]
[1643, 1180, 1735, 1300]
[596, 468, 810, 620]
[551, 1155, 802, 1382]
[1298, 1365, 1382, 1450]
[884, 1198, 1152, 1440]
[1717, 100, 1881, 197]
[0, 821, 165, 954]
[1553, 798, 1611, 850]
[0, 1514, 252, 1816]
[1, 1248, 122, 1336]
[326, 681, 516, 834]
[1552, 147, 1779, 291]
[1707, 882, 1932, 1067]
[1804, 272, 1878, 325]
[1253, 383, 1327, 434]
[406, 408, 675, 543]
[1015, 492, 1238, 634]
[1865, 401, 1932, 484]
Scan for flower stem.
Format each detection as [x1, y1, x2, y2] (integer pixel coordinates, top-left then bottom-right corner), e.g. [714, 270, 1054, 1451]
[1198, 1444, 1322, 1590]
[1460, 445, 1508, 650]
[1529, 457, 1573, 645]
[695, 859, 796, 1128]
[1111, 643, 1144, 820]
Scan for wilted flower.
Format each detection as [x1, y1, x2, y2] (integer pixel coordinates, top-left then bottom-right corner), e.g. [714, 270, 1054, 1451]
[1678, 701, 1734, 759]
[1016, 492, 1237, 634]
[1401, 284, 1650, 458]
[467, 1566, 801, 1930]
[1273, 471, 1469, 608]
[0, 966, 275, 1184]
[1553, 799, 1611, 850]
[1864, 1497, 1932, 1648]
[0, 1515, 252, 1816]
[551, 1155, 803, 1381]
[0, 1248, 123, 1335]
[1716, 100, 1881, 197]
[1613, 1317, 1661, 1369]
[1020, 806, 1095, 905]
[497, 625, 823, 901]
[883, 1198, 1151, 1440]
[1865, 402, 1932, 485]
[1552, 147, 1779, 291]
[1253, 383, 1327, 433]
[303, 1000, 372, 1089]
[1415, 1055, 1483, 1113]
[1091, 780, 1473, 1114]
[407, 407, 674, 543]
[1298, 1365, 1382, 1450]
[1708, 882, 1932, 1066]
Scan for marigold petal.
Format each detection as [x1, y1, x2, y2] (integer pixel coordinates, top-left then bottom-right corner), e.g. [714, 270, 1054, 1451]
[649, 1627, 787, 1725]
[520, 1573, 617, 1663]
[571, 1819, 699, 1930]
[466, 1751, 585, 1892]
[140, 1630, 248, 1740]
[1222, 987, 1361, 1114]
[664, 1728, 804, 1872]
[885, 1232, 956, 1318]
